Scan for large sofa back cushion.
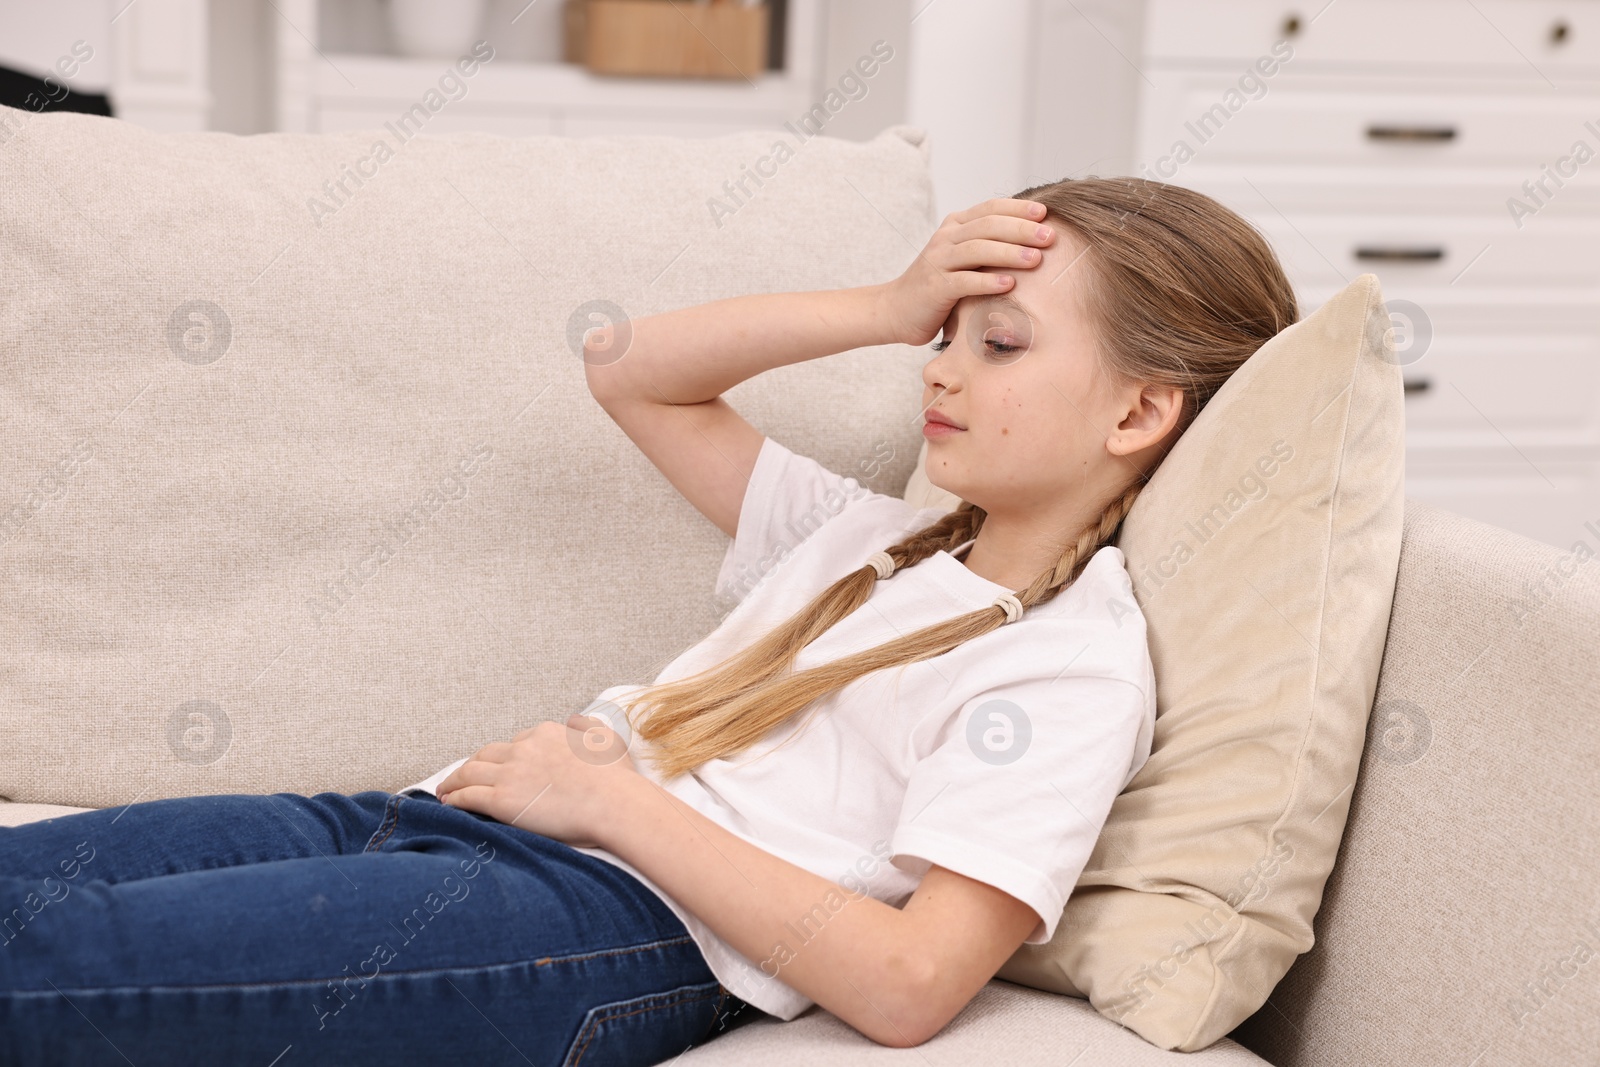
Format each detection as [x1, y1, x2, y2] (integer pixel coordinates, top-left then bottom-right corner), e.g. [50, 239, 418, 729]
[1233, 503, 1600, 1067]
[0, 108, 935, 806]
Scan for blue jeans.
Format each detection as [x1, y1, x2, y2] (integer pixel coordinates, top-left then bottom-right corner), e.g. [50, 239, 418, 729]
[0, 789, 755, 1066]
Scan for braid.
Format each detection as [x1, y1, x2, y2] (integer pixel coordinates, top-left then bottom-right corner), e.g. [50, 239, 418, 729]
[1013, 479, 1145, 616]
[861, 479, 1142, 625]
[864, 501, 986, 580]
[632, 483, 1147, 776]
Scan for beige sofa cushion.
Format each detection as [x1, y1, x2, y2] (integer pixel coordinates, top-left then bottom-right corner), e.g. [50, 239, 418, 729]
[0, 107, 937, 807]
[906, 275, 1405, 1051]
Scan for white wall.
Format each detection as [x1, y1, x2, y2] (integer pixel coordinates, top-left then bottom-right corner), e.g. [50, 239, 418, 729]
[905, 0, 1037, 218]
[209, 0, 271, 133]
[904, 0, 1145, 217]
[818, 0, 911, 142]
[1023, 0, 1145, 183]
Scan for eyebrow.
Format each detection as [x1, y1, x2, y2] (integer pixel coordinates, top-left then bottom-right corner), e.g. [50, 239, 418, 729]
[944, 292, 1034, 335]
[977, 292, 1035, 322]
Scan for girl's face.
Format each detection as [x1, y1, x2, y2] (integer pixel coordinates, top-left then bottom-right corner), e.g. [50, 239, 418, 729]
[919, 226, 1174, 522]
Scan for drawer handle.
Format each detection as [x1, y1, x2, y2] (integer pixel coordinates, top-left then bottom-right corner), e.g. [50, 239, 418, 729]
[1355, 246, 1445, 262]
[1366, 125, 1457, 142]
[1403, 377, 1432, 395]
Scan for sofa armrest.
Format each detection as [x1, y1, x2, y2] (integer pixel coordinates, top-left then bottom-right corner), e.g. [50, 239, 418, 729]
[1232, 500, 1600, 1066]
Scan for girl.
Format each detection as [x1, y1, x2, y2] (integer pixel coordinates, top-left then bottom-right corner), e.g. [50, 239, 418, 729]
[0, 178, 1297, 1065]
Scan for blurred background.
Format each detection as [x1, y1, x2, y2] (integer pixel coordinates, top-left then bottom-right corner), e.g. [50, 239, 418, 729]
[2, 0, 1596, 552]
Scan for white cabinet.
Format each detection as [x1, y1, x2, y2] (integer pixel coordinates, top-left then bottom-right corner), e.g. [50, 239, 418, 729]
[1138, 0, 1600, 550]
[274, 0, 828, 138]
[107, 0, 210, 131]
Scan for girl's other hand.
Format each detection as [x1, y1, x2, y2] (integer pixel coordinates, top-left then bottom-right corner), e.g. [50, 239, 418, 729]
[877, 197, 1055, 347]
[435, 714, 642, 848]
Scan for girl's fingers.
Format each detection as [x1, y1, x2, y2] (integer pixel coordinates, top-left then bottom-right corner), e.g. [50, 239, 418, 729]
[941, 269, 1015, 296]
[896, 200, 1035, 339]
[438, 784, 493, 809]
[946, 197, 1046, 227]
[441, 759, 493, 790]
[950, 213, 1055, 248]
[933, 237, 1044, 272]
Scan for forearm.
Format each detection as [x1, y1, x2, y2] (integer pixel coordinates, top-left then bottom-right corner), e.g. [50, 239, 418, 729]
[584, 284, 901, 407]
[597, 774, 933, 1048]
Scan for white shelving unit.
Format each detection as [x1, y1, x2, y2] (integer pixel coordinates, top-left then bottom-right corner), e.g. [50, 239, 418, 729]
[274, 0, 826, 137]
[109, 0, 211, 131]
[1137, 0, 1600, 551]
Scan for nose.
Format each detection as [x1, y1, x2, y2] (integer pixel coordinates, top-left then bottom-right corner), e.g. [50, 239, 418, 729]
[922, 344, 957, 400]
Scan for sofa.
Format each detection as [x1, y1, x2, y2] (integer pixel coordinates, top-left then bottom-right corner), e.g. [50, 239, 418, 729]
[1, 105, 1596, 1066]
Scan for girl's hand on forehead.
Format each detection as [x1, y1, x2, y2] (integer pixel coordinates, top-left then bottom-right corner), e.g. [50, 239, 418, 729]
[878, 197, 1055, 348]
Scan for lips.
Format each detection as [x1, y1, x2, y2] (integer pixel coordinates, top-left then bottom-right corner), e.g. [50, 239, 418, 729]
[924, 409, 964, 430]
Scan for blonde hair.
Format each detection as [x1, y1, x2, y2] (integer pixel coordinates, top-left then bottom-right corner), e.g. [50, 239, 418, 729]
[625, 177, 1299, 778]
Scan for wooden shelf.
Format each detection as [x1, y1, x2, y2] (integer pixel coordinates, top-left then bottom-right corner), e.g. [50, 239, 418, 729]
[277, 0, 824, 136]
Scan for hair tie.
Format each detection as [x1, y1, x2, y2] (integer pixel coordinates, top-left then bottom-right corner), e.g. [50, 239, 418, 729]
[865, 551, 896, 580]
[993, 592, 1024, 624]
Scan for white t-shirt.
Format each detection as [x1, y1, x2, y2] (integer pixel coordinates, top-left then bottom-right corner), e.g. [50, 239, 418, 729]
[399, 435, 1156, 1021]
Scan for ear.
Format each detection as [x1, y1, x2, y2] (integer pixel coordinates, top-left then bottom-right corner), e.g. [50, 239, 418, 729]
[1107, 383, 1185, 457]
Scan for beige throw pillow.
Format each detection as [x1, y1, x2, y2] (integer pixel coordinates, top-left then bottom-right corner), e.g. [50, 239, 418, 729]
[905, 274, 1404, 1051]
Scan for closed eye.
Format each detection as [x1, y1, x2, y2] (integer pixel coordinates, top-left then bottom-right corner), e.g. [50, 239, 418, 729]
[931, 337, 1023, 361]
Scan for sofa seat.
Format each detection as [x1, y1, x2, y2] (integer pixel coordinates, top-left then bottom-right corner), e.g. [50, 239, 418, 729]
[0, 801, 93, 826]
[679, 980, 1271, 1064]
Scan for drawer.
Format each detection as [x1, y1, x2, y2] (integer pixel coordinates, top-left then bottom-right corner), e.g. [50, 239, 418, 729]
[1397, 331, 1600, 450]
[1138, 74, 1600, 169]
[1404, 457, 1600, 551]
[1242, 213, 1600, 292]
[1146, 0, 1600, 70]
[1176, 168, 1600, 219]
[1288, 286, 1600, 343]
